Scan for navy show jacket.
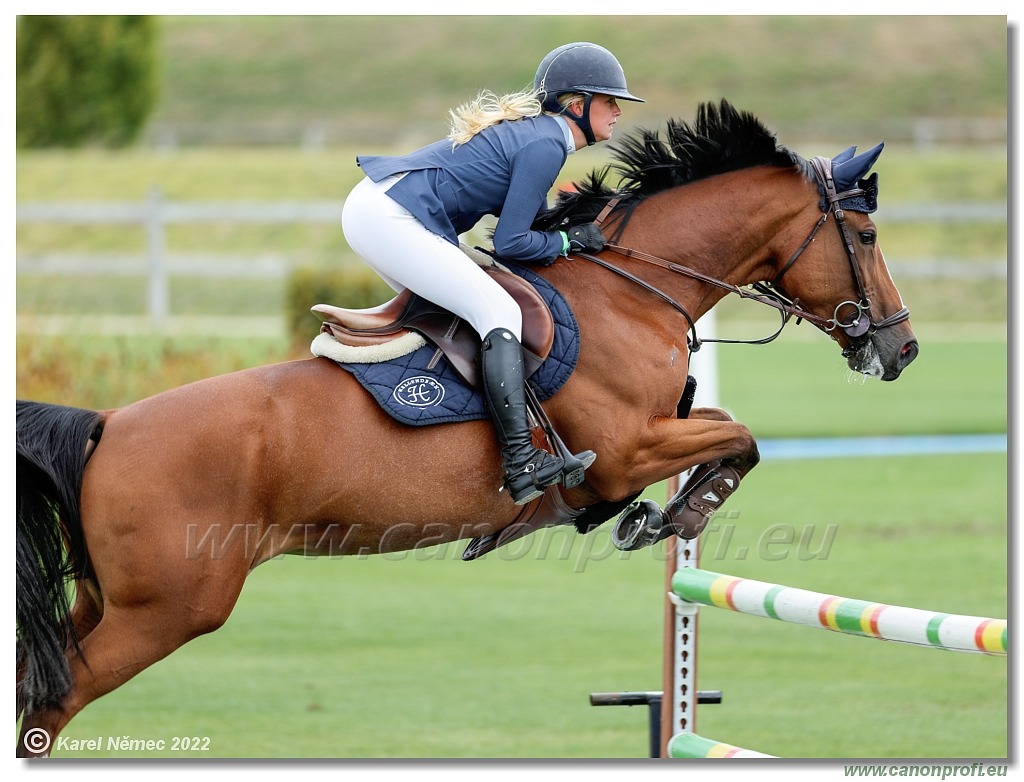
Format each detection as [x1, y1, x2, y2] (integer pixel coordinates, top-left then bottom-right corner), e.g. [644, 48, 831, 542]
[356, 114, 569, 262]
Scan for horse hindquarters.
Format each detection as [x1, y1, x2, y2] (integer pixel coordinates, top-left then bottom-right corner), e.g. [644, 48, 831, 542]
[17, 397, 249, 757]
[16, 401, 104, 719]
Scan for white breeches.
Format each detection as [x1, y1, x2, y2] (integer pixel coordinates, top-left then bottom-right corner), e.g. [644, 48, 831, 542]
[341, 175, 523, 341]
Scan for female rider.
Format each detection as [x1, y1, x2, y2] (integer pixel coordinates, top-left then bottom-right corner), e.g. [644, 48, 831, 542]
[341, 42, 644, 505]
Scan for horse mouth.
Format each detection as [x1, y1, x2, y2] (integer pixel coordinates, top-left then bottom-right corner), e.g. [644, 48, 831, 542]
[845, 335, 919, 381]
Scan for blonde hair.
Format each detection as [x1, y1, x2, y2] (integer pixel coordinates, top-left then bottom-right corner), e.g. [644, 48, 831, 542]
[447, 89, 543, 146]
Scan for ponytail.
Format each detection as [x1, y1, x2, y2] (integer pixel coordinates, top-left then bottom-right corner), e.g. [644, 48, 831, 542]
[447, 89, 543, 147]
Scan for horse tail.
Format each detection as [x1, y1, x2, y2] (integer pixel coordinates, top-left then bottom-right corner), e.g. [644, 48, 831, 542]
[16, 400, 105, 715]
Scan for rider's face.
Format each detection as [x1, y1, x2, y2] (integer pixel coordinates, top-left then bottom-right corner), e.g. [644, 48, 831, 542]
[586, 94, 622, 143]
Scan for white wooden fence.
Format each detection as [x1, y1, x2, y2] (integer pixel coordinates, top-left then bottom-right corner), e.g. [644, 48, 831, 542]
[16, 191, 1007, 335]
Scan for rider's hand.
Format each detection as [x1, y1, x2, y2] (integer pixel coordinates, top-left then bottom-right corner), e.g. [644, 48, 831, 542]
[562, 223, 606, 254]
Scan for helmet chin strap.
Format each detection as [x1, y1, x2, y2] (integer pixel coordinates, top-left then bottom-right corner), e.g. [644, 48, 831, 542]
[563, 94, 596, 146]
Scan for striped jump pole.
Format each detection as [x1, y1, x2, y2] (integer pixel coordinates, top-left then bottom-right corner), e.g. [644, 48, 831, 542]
[668, 732, 776, 759]
[672, 568, 1007, 655]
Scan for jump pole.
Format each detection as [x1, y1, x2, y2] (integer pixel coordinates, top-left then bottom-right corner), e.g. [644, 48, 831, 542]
[668, 732, 776, 759]
[659, 311, 719, 757]
[672, 568, 1008, 655]
[664, 569, 1006, 758]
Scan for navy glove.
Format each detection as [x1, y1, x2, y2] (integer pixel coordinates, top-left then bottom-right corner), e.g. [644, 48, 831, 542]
[563, 223, 606, 254]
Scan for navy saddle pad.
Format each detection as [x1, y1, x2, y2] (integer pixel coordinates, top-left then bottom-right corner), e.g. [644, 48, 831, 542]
[337, 263, 580, 426]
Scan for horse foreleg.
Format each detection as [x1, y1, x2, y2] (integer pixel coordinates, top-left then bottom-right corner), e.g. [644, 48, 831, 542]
[608, 412, 759, 495]
[662, 406, 762, 531]
[600, 412, 759, 551]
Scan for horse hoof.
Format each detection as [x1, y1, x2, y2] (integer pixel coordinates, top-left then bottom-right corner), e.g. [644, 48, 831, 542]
[611, 499, 669, 551]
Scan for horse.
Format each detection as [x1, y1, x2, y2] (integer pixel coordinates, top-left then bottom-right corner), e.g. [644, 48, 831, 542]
[16, 100, 918, 756]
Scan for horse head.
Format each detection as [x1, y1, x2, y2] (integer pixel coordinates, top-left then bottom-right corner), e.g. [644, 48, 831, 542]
[770, 142, 918, 381]
[533, 100, 919, 381]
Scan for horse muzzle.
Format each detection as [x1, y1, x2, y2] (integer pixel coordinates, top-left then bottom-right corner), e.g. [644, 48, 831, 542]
[844, 326, 919, 381]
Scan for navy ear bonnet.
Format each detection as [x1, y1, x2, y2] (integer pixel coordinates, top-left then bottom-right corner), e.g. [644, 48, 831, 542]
[821, 142, 883, 213]
[842, 172, 878, 214]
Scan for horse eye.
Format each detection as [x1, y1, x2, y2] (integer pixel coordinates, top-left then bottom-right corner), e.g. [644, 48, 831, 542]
[859, 231, 876, 246]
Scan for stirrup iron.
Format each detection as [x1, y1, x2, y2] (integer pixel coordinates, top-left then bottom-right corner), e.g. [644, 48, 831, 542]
[522, 381, 595, 489]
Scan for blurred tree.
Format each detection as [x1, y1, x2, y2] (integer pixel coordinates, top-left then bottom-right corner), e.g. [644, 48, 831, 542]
[17, 16, 160, 148]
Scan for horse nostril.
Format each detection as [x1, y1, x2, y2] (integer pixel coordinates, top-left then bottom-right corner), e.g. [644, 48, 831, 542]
[899, 340, 919, 369]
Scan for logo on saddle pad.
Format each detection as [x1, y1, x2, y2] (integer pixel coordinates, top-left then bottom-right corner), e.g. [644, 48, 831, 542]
[392, 376, 446, 408]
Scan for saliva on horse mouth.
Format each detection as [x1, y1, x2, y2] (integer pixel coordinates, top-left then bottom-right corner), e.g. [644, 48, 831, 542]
[844, 340, 885, 380]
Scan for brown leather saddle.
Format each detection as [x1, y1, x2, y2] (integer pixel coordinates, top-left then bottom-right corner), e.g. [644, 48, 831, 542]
[311, 264, 555, 390]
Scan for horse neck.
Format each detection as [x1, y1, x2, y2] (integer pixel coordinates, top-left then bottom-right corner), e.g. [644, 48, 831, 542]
[612, 166, 812, 320]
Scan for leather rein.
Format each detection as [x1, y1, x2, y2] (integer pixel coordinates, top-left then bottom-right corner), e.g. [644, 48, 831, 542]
[573, 155, 911, 352]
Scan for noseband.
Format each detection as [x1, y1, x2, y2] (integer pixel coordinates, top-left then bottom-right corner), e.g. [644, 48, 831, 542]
[577, 155, 911, 351]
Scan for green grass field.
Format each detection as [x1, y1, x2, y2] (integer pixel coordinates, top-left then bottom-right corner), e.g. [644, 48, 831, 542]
[147, 16, 1006, 148]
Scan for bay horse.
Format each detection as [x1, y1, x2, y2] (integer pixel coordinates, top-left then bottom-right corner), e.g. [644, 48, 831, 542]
[16, 100, 917, 757]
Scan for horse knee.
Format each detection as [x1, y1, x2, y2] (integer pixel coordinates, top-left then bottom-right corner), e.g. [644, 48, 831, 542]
[729, 427, 760, 474]
[745, 442, 761, 472]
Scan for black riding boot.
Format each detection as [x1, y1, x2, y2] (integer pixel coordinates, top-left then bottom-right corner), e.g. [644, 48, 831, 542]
[480, 328, 569, 505]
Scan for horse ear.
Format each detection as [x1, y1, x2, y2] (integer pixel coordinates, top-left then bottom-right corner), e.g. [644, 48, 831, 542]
[833, 142, 884, 191]
[832, 145, 857, 165]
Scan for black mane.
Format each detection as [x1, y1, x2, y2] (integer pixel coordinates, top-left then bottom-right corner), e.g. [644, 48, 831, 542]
[533, 99, 803, 233]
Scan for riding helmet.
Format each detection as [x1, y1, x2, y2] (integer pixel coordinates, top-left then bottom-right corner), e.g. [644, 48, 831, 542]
[534, 42, 644, 113]
[534, 42, 643, 145]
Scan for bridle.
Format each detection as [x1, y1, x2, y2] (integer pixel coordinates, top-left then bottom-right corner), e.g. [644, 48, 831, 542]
[574, 155, 911, 353]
